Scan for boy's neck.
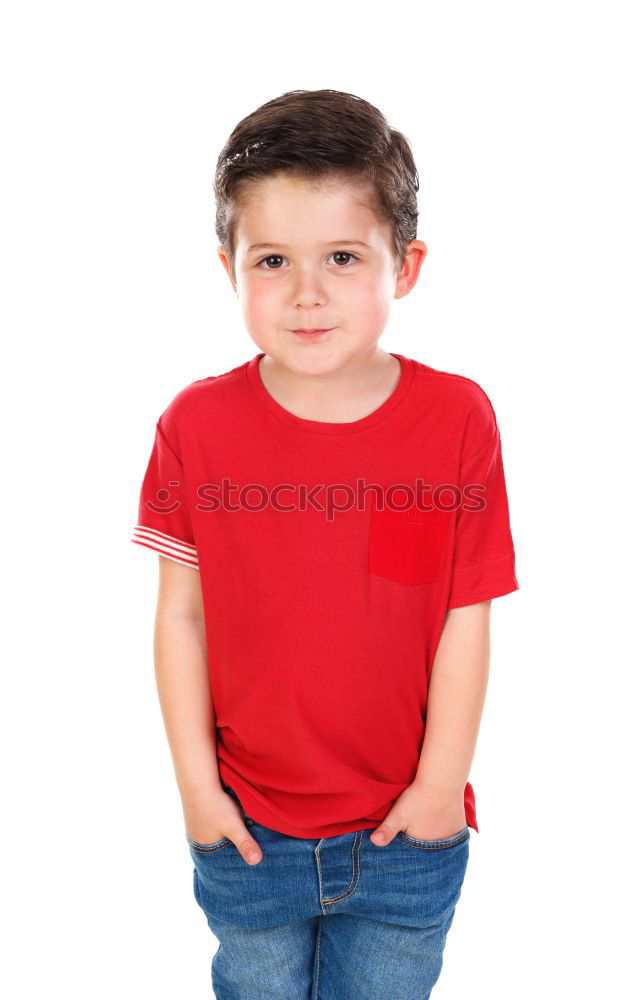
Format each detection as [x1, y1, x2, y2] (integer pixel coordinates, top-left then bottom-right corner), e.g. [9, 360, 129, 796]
[257, 347, 401, 424]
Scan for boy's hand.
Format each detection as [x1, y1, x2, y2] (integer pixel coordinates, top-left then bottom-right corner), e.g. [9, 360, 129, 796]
[369, 783, 466, 847]
[183, 787, 262, 865]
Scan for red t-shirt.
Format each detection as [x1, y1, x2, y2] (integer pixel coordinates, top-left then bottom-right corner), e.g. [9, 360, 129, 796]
[131, 352, 519, 837]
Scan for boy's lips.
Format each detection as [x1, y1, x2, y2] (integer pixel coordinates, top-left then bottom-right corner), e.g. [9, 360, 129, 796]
[290, 327, 334, 338]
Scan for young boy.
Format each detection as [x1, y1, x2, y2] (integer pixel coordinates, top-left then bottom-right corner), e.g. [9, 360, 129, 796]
[131, 89, 518, 998]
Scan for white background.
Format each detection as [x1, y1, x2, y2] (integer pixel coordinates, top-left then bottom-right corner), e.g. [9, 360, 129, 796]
[2, 2, 631, 997]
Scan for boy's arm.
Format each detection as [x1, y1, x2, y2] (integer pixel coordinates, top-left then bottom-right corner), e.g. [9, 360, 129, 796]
[414, 599, 491, 794]
[154, 556, 221, 799]
[370, 600, 491, 845]
[153, 556, 263, 864]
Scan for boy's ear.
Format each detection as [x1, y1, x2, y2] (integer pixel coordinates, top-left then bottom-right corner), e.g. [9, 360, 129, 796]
[394, 240, 428, 300]
[217, 245, 239, 295]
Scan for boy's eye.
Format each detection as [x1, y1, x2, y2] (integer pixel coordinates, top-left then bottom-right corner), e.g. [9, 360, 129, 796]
[329, 251, 358, 267]
[255, 251, 359, 270]
[257, 254, 285, 270]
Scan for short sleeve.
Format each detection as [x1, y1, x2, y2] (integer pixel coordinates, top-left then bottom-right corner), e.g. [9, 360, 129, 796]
[130, 417, 199, 570]
[447, 413, 518, 609]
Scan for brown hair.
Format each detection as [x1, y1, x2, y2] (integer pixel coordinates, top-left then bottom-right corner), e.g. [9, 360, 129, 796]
[213, 89, 419, 281]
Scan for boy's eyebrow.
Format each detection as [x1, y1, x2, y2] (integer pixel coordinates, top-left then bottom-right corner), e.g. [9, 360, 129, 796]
[246, 240, 372, 252]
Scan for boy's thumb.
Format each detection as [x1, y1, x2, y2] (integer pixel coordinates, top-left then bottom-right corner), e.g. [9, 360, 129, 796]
[236, 829, 262, 865]
[370, 821, 397, 847]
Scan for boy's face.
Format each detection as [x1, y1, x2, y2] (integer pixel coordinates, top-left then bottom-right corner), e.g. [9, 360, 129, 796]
[218, 172, 426, 376]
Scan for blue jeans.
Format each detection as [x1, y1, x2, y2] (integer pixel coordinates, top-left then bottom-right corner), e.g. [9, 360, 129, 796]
[186, 785, 470, 999]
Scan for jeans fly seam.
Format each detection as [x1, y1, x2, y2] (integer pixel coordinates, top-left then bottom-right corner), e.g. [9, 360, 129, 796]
[319, 831, 363, 907]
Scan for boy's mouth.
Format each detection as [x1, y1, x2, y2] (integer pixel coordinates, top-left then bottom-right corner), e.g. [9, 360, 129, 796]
[290, 327, 334, 338]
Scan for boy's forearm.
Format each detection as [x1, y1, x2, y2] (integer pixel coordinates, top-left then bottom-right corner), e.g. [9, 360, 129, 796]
[414, 601, 491, 793]
[153, 608, 221, 803]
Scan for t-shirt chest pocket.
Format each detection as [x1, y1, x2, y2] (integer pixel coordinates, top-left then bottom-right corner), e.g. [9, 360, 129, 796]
[368, 496, 451, 585]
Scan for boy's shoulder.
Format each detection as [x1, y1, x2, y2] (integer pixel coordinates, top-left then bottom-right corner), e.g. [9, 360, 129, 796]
[156, 358, 251, 431]
[410, 356, 496, 414]
[408, 356, 501, 450]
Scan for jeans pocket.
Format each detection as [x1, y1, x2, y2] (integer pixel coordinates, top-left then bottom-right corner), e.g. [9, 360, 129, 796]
[368, 497, 451, 585]
[185, 787, 256, 853]
[396, 825, 470, 850]
[186, 831, 233, 853]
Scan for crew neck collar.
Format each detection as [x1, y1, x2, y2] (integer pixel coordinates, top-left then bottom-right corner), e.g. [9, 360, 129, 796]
[245, 351, 414, 435]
